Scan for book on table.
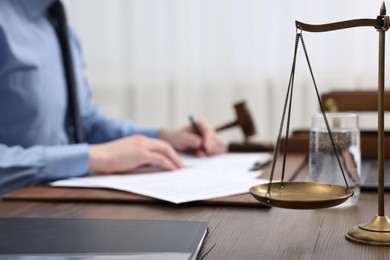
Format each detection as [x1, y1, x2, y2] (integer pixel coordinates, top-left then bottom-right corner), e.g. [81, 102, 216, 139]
[0, 218, 208, 260]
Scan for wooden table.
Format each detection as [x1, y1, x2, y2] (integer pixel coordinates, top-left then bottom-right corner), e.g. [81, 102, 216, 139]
[1, 191, 390, 259]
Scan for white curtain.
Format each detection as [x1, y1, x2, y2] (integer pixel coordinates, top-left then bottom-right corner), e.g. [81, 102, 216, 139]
[63, 0, 385, 143]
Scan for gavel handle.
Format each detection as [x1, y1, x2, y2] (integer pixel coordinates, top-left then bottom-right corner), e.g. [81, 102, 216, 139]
[215, 121, 238, 132]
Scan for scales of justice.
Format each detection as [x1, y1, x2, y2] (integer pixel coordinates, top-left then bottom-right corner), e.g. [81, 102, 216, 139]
[250, 2, 390, 246]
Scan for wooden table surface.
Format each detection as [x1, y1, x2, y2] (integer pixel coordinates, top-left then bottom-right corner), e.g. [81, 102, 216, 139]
[1, 190, 390, 259]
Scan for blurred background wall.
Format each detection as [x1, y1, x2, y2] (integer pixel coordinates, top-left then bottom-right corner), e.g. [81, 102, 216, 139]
[63, 0, 386, 143]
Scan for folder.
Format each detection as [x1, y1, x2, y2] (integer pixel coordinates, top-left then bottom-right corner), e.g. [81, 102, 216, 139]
[2, 152, 307, 207]
[0, 218, 208, 260]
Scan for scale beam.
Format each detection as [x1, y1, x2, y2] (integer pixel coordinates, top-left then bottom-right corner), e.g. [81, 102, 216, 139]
[296, 2, 389, 33]
[296, 19, 382, 32]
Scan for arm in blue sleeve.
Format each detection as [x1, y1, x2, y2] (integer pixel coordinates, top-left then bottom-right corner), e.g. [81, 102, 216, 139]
[82, 103, 160, 144]
[0, 143, 89, 195]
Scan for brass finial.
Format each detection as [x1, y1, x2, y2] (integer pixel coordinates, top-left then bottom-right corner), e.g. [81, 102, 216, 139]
[380, 1, 386, 15]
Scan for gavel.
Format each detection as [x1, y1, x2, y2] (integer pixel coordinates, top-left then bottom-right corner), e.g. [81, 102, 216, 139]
[215, 101, 256, 142]
[216, 101, 274, 152]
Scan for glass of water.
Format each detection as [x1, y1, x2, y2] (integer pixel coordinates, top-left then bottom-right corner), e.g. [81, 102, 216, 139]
[309, 112, 361, 207]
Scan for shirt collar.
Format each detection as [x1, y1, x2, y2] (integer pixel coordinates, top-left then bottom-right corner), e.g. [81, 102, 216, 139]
[19, 0, 57, 20]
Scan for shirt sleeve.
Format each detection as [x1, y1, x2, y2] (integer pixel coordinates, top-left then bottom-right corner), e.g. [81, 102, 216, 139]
[0, 143, 89, 195]
[82, 104, 160, 144]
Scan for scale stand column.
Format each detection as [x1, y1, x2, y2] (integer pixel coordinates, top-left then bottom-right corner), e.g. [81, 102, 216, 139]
[346, 4, 390, 246]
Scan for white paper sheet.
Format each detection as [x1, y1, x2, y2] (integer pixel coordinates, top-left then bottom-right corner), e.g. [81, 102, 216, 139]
[50, 153, 271, 204]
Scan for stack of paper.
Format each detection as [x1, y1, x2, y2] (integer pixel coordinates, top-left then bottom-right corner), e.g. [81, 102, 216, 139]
[51, 153, 271, 204]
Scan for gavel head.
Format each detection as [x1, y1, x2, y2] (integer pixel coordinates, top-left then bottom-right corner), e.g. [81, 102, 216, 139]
[235, 102, 256, 139]
[216, 101, 256, 141]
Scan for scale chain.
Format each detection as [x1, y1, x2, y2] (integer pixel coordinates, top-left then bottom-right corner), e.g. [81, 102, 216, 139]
[267, 32, 351, 195]
[267, 32, 300, 194]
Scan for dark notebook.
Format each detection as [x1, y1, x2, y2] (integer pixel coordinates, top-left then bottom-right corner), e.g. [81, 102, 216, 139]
[0, 218, 208, 260]
[361, 159, 390, 190]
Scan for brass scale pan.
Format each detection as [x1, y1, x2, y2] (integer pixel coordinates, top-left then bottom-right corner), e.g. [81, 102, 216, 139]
[250, 182, 353, 209]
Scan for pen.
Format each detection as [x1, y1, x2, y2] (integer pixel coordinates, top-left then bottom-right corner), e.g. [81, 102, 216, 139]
[189, 115, 209, 157]
[249, 158, 271, 171]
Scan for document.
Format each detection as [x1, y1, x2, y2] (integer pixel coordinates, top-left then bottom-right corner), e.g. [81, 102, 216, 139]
[51, 153, 271, 204]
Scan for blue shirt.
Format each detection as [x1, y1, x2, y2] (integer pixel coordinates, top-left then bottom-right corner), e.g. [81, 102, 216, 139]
[0, 0, 159, 194]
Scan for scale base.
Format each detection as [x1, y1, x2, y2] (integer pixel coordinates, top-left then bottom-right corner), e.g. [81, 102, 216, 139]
[346, 216, 390, 246]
